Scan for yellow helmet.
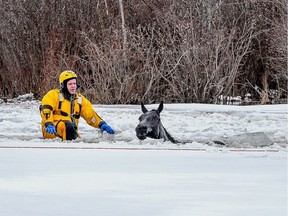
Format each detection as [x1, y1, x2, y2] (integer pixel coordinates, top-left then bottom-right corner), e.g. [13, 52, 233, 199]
[59, 70, 77, 86]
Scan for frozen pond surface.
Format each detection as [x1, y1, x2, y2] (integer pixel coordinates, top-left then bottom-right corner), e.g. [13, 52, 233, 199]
[0, 99, 287, 215]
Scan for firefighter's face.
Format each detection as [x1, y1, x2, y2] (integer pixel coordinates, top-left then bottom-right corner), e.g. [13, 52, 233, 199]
[67, 79, 77, 94]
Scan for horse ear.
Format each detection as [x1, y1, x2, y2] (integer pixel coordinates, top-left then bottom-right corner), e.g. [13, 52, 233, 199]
[157, 101, 163, 113]
[141, 102, 148, 113]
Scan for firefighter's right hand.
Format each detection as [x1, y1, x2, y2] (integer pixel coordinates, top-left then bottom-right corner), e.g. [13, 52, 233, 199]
[46, 125, 57, 135]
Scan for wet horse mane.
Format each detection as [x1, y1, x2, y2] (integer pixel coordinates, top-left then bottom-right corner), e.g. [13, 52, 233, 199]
[135, 101, 178, 144]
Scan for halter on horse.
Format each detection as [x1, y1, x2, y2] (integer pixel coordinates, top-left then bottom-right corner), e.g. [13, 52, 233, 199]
[135, 101, 178, 143]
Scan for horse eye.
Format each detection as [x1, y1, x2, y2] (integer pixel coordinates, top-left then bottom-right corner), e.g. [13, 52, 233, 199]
[152, 116, 159, 121]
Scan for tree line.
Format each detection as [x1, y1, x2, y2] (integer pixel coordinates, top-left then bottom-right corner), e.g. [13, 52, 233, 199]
[0, 0, 287, 104]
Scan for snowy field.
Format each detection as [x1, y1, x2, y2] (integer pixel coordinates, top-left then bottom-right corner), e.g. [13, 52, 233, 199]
[0, 96, 287, 216]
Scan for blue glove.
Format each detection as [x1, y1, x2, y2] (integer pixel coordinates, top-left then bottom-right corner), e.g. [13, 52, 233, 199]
[46, 125, 57, 135]
[100, 122, 115, 134]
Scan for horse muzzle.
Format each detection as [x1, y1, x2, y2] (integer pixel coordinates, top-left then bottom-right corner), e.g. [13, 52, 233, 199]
[135, 124, 148, 140]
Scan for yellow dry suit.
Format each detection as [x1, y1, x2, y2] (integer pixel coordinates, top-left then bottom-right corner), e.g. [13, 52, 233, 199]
[40, 89, 103, 140]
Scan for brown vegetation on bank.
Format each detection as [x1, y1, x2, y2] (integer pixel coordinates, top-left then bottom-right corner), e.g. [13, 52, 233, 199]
[0, 0, 287, 104]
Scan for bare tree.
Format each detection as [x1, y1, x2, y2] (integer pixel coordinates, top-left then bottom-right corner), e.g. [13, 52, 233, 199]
[0, 0, 286, 104]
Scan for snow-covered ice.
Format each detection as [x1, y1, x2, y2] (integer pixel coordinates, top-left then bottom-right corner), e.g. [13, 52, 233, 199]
[0, 97, 287, 216]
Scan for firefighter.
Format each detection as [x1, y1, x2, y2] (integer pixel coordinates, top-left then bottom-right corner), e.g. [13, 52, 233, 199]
[40, 70, 115, 140]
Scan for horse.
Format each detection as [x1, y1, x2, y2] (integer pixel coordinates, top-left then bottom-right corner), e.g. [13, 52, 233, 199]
[135, 101, 178, 143]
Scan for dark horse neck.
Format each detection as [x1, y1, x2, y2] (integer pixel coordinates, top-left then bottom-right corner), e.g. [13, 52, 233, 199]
[153, 122, 177, 143]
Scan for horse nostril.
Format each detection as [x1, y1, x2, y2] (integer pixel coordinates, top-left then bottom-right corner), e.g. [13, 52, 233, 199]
[139, 126, 147, 133]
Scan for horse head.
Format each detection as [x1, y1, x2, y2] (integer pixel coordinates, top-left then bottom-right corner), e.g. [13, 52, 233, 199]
[135, 101, 178, 143]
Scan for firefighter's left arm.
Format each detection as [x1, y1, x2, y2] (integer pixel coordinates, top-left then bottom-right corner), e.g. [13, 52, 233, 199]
[80, 95, 104, 128]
